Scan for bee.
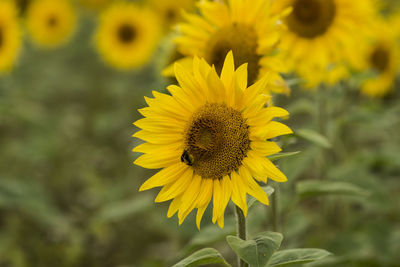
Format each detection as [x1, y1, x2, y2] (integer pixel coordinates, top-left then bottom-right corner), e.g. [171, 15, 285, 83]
[181, 150, 194, 166]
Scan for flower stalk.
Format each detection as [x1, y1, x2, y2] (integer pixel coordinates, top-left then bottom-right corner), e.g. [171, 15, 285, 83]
[235, 205, 248, 267]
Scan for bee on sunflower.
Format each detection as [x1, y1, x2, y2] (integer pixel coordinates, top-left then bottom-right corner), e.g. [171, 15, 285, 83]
[272, 0, 376, 88]
[165, 0, 290, 95]
[0, 0, 21, 73]
[353, 16, 400, 98]
[95, 1, 162, 70]
[26, 0, 76, 48]
[133, 52, 293, 229]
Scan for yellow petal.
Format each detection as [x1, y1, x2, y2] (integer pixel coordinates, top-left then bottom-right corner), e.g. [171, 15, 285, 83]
[139, 163, 188, 191]
[196, 205, 208, 230]
[178, 175, 202, 224]
[235, 63, 248, 91]
[212, 179, 222, 223]
[196, 178, 214, 207]
[212, 176, 232, 224]
[220, 51, 235, 90]
[250, 141, 282, 156]
[239, 166, 269, 205]
[255, 121, 293, 140]
[155, 168, 193, 202]
[167, 195, 182, 218]
[133, 130, 183, 145]
[134, 149, 181, 169]
[230, 171, 248, 217]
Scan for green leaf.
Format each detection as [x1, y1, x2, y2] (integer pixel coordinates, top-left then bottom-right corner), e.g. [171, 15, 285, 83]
[296, 129, 332, 148]
[96, 194, 153, 222]
[0, 177, 66, 228]
[248, 186, 275, 210]
[227, 232, 283, 267]
[297, 180, 369, 199]
[189, 219, 235, 248]
[172, 248, 230, 267]
[268, 248, 332, 266]
[268, 152, 301, 162]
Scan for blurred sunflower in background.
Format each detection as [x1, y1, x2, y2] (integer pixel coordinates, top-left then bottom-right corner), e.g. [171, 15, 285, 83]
[0, 0, 21, 72]
[133, 52, 292, 229]
[168, 0, 290, 95]
[148, 0, 195, 32]
[26, 0, 76, 48]
[77, 0, 113, 11]
[13, 0, 31, 16]
[272, 0, 376, 88]
[95, 1, 161, 70]
[354, 16, 400, 97]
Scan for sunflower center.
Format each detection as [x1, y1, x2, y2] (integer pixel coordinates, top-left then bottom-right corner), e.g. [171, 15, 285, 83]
[0, 28, 3, 48]
[118, 24, 137, 44]
[47, 15, 58, 28]
[205, 23, 260, 85]
[182, 103, 250, 179]
[286, 0, 336, 39]
[165, 8, 178, 23]
[370, 46, 390, 72]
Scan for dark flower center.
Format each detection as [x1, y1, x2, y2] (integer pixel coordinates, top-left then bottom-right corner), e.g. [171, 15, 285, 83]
[118, 24, 137, 44]
[47, 15, 58, 28]
[182, 103, 250, 179]
[205, 23, 261, 85]
[286, 0, 336, 39]
[370, 46, 390, 72]
[0, 28, 3, 48]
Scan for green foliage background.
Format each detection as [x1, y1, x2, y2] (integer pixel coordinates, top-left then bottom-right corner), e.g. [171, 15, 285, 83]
[1, 5, 400, 267]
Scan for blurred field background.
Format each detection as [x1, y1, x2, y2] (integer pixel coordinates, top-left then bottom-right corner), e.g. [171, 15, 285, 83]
[1, 0, 400, 266]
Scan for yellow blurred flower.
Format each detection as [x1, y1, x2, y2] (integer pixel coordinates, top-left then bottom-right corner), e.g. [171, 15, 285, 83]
[168, 0, 290, 95]
[272, 0, 376, 88]
[148, 0, 195, 32]
[26, 0, 76, 48]
[95, 2, 162, 70]
[0, 0, 21, 72]
[13, 0, 31, 15]
[77, 0, 113, 11]
[355, 17, 400, 98]
[133, 52, 292, 229]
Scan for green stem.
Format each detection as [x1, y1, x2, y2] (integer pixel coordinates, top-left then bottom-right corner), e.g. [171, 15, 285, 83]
[271, 185, 279, 232]
[316, 88, 328, 180]
[235, 206, 248, 267]
[317, 88, 327, 137]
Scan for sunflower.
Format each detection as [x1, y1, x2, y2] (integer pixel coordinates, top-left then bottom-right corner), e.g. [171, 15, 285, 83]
[0, 0, 21, 72]
[95, 2, 162, 69]
[133, 52, 293, 229]
[26, 0, 76, 48]
[14, 0, 32, 15]
[77, 0, 113, 11]
[272, 0, 376, 88]
[168, 0, 290, 95]
[148, 0, 195, 32]
[354, 17, 400, 98]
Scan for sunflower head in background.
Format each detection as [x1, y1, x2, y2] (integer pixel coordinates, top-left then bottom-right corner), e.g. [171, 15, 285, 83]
[166, 0, 290, 95]
[148, 0, 195, 32]
[77, 0, 114, 11]
[0, 0, 21, 72]
[14, 0, 32, 16]
[272, 0, 376, 88]
[133, 51, 293, 229]
[26, 0, 76, 48]
[352, 15, 400, 98]
[95, 1, 162, 70]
